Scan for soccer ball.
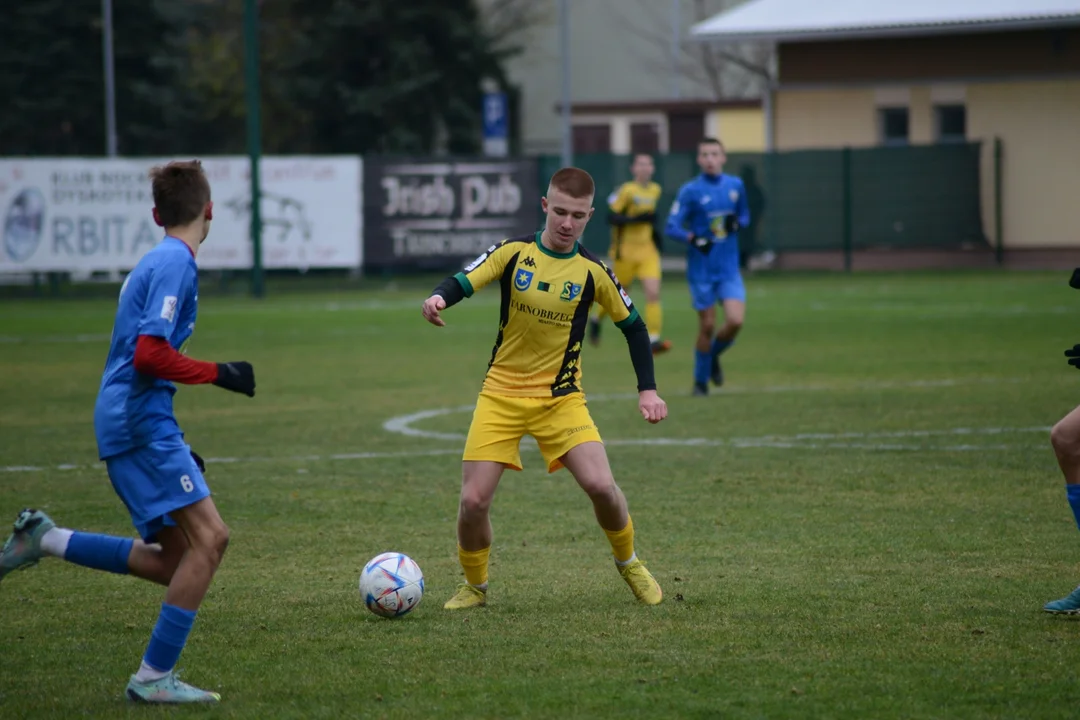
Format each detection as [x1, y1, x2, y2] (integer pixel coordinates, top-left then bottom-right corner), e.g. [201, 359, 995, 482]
[359, 552, 424, 618]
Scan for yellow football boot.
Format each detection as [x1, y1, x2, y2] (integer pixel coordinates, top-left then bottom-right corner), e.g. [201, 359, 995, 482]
[443, 583, 487, 610]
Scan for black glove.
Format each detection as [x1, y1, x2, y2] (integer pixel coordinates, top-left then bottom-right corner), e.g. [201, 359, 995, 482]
[213, 361, 256, 397]
[190, 450, 206, 473]
[723, 214, 740, 235]
[1067, 345, 1080, 369]
[1070, 267, 1080, 289]
[691, 235, 713, 253]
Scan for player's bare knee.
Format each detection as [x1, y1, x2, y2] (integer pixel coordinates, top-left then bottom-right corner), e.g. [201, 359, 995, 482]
[581, 474, 618, 502]
[459, 490, 493, 519]
[1051, 421, 1080, 460]
[699, 321, 715, 339]
[191, 520, 230, 564]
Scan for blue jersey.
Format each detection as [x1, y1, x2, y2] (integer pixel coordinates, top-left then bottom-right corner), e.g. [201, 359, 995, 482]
[664, 173, 751, 282]
[94, 237, 199, 459]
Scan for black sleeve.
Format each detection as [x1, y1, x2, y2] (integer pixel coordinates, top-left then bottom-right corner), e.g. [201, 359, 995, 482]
[431, 275, 466, 308]
[619, 316, 657, 392]
[608, 211, 657, 227]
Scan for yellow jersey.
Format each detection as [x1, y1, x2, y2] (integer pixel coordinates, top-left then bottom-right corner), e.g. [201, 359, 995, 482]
[454, 232, 640, 398]
[608, 181, 662, 258]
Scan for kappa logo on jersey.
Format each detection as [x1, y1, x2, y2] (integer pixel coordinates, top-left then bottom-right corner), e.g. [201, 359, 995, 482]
[619, 287, 633, 308]
[160, 296, 178, 322]
[521, 256, 536, 268]
[514, 269, 534, 291]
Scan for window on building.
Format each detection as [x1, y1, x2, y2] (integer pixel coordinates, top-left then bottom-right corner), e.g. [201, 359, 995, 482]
[935, 104, 966, 143]
[572, 124, 611, 154]
[630, 122, 660, 154]
[668, 112, 704, 152]
[878, 107, 909, 146]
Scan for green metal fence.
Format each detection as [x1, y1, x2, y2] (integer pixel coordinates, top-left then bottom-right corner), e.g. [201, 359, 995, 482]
[537, 142, 988, 261]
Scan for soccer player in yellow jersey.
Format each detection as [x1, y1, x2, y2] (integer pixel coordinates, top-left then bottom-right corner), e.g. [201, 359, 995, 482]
[588, 153, 671, 354]
[421, 167, 668, 609]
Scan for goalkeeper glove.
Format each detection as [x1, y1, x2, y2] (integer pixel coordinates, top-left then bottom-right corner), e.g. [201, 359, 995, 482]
[213, 361, 256, 397]
[1066, 345, 1080, 369]
[690, 234, 713, 253]
[190, 450, 206, 473]
[723, 214, 740, 235]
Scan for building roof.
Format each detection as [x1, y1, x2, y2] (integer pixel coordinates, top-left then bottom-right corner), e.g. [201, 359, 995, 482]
[691, 0, 1080, 43]
[555, 98, 761, 114]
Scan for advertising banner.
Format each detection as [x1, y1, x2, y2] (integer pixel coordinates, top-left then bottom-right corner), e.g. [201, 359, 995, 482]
[362, 158, 539, 270]
[0, 156, 362, 273]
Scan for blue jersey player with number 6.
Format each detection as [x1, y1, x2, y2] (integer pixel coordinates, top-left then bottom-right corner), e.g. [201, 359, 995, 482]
[0, 160, 256, 704]
[665, 137, 751, 396]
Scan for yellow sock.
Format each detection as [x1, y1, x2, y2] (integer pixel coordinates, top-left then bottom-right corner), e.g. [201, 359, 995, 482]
[458, 545, 490, 586]
[645, 301, 663, 339]
[603, 515, 635, 564]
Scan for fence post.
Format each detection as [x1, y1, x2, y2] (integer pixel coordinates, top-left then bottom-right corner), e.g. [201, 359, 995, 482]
[994, 137, 1004, 266]
[842, 146, 853, 272]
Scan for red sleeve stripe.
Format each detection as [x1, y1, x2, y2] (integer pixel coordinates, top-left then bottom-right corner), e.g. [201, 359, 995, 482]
[134, 335, 219, 384]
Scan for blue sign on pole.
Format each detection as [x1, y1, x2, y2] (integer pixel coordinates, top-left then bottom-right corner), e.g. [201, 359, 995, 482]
[482, 92, 509, 157]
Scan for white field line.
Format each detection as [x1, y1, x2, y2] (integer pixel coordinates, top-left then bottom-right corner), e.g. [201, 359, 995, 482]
[1, 378, 1048, 474]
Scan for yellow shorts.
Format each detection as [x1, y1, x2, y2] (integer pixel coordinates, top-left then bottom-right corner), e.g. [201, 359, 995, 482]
[610, 246, 661, 286]
[463, 391, 603, 473]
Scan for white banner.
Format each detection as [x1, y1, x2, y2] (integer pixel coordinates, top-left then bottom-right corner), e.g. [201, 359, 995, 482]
[0, 156, 363, 272]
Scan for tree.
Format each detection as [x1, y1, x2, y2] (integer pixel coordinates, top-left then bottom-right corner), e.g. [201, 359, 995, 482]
[613, 0, 773, 100]
[0, 2, 106, 155]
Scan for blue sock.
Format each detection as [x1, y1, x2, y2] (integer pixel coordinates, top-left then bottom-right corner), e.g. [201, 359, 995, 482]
[144, 603, 198, 673]
[64, 533, 133, 574]
[694, 349, 711, 384]
[1066, 485, 1080, 531]
[711, 338, 733, 358]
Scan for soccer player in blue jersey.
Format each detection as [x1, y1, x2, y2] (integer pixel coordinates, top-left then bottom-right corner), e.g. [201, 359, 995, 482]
[0, 160, 256, 704]
[1044, 269, 1080, 614]
[665, 137, 751, 396]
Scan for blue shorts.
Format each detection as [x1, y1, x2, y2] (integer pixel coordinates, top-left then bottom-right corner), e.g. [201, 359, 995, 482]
[689, 275, 746, 311]
[105, 436, 209, 542]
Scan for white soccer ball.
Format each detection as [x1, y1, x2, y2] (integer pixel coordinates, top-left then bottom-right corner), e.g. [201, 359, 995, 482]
[359, 552, 425, 618]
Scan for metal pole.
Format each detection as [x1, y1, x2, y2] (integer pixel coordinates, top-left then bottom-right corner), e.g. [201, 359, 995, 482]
[558, 0, 572, 168]
[671, 0, 681, 99]
[842, 146, 853, 272]
[244, 0, 264, 298]
[994, 137, 1004, 265]
[102, 0, 117, 156]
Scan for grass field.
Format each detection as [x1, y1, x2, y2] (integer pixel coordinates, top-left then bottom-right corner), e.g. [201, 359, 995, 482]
[2, 270, 1079, 719]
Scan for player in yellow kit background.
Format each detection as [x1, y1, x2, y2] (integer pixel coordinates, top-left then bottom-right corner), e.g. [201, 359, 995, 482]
[589, 153, 671, 354]
[421, 167, 667, 611]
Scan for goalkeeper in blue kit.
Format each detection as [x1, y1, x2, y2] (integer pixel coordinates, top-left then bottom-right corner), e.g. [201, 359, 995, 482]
[665, 137, 751, 395]
[0, 161, 255, 704]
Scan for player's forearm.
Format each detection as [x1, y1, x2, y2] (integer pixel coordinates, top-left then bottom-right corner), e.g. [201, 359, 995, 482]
[431, 273, 468, 308]
[664, 221, 691, 243]
[133, 335, 218, 384]
[619, 317, 657, 392]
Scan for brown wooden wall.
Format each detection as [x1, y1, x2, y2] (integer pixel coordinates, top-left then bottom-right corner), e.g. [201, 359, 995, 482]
[779, 27, 1080, 84]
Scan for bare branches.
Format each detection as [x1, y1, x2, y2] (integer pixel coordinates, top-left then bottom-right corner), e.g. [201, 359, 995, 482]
[476, 0, 552, 54]
[612, 0, 773, 100]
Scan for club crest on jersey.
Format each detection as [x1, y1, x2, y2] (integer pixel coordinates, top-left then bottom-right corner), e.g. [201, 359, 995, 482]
[729, 189, 740, 203]
[514, 269, 534, 291]
[560, 281, 582, 301]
